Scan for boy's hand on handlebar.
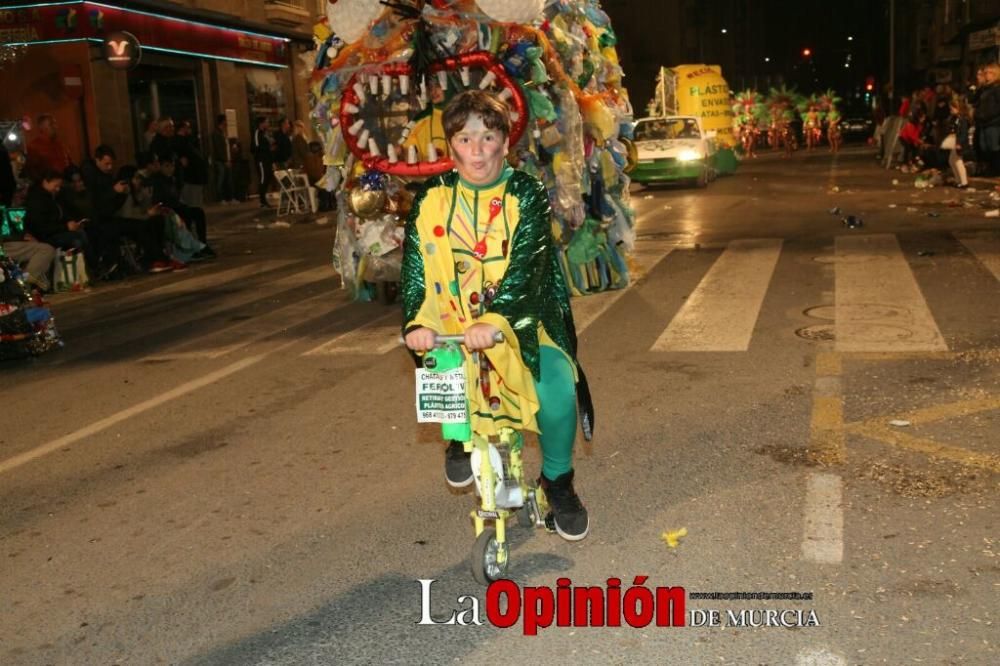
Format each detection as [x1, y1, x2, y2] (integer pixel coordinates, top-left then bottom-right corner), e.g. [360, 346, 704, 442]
[465, 323, 501, 351]
[404, 327, 437, 352]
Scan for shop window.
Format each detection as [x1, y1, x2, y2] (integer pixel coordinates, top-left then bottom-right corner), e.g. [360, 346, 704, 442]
[247, 70, 288, 128]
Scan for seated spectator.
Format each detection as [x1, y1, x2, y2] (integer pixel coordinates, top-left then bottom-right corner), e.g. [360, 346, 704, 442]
[81, 145, 172, 275]
[59, 165, 94, 221]
[898, 111, 932, 172]
[1, 223, 56, 293]
[116, 166, 200, 268]
[24, 169, 98, 273]
[149, 156, 215, 258]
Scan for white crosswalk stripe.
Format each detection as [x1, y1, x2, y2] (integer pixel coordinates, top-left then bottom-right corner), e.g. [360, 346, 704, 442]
[48, 262, 333, 367]
[572, 237, 676, 333]
[302, 311, 402, 355]
[834, 234, 947, 353]
[650, 238, 783, 352]
[955, 232, 1000, 283]
[130, 233, 999, 362]
[141, 266, 343, 361]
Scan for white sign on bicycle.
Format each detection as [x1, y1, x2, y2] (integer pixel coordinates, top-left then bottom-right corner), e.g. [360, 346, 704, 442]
[415, 368, 468, 423]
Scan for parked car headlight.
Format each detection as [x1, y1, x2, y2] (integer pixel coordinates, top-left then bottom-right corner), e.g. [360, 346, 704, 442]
[677, 149, 702, 162]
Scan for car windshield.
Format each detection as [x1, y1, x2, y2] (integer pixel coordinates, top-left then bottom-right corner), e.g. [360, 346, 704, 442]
[635, 118, 700, 141]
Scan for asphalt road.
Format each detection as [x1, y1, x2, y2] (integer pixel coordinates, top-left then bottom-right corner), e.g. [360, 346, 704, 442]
[1, 145, 997, 665]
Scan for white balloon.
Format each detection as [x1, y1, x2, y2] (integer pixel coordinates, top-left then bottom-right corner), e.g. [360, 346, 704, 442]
[325, 0, 385, 44]
[475, 0, 545, 24]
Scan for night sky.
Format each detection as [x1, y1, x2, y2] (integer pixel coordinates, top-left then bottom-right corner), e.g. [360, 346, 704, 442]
[602, 0, 890, 114]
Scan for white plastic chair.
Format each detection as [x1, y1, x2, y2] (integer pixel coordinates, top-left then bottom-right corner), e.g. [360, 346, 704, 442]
[274, 168, 312, 215]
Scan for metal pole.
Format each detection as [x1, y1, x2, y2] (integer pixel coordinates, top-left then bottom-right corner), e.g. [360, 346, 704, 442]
[889, 0, 895, 112]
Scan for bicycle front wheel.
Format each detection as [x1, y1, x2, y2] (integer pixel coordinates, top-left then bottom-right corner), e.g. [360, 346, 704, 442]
[471, 527, 509, 585]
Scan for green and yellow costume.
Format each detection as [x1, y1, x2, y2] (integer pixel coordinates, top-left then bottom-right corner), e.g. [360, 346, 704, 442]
[402, 167, 594, 477]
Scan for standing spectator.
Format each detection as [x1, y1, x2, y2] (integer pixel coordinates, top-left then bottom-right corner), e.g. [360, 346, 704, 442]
[974, 63, 1000, 176]
[24, 169, 98, 272]
[251, 116, 275, 208]
[210, 114, 234, 204]
[290, 120, 310, 170]
[230, 137, 250, 203]
[0, 142, 15, 206]
[24, 115, 73, 183]
[141, 118, 158, 151]
[148, 117, 177, 164]
[81, 145, 172, 275]
[273, 117, 293, 169]
[943, 97, 971, 188]
[175, 120, 207, 207]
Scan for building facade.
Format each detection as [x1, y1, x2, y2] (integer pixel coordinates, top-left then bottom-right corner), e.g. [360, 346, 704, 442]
[0, 0, 325, 176]
[905, 0, 1000, 91]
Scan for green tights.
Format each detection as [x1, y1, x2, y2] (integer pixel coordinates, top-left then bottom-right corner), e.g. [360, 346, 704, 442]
[533, 345, 578, 479]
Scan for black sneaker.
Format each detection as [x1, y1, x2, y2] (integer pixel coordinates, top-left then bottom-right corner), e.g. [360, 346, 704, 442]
[540, 470, 589, 541]
[444, 440, 473, 488]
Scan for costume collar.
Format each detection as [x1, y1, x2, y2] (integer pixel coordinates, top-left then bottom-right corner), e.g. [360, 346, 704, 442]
[457, 165, 514, 192]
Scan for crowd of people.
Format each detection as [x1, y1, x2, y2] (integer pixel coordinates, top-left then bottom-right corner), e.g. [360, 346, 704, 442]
[0, 110, 329, 296]
[0, 114, 218, 295]
[890, 63, 1000, 188]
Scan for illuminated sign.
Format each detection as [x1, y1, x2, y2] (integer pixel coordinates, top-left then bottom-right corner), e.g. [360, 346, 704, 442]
[102, 29, 140, 69]
[0, 1, 291, 67]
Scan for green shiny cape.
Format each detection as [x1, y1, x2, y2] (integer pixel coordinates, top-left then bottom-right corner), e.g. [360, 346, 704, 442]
[401, 169, 594, 439]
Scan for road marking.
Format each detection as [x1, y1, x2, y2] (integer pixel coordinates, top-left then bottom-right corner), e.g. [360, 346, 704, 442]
[0, 353, 276, 475]
[801, 472, 844, 564]
[834, 234, 947, 353]
[140, 266, 341, 361]
[815, 351, 842, 376]
[573, 243, 675, 333]
[650, 238, 782, 351]
[50, 263, 333, 366]
[955, 232, 1000, 282]
[844, 394, 1000, 472]
[302, 311, 401, 355]
[846, 423, 1000, 472]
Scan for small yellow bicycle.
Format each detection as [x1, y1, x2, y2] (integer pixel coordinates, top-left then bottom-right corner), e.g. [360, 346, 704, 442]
[415, 333, 549, 584]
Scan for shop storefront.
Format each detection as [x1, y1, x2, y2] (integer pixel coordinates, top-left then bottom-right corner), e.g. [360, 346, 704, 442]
[0, 1, 311, 173]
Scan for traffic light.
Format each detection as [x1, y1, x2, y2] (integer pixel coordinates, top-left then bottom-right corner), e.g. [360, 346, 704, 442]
[802, 48, 812, 57]
[865, 76, 875, 92]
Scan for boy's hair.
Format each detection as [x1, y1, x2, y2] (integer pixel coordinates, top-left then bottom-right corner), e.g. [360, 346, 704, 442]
[442, 90, 510, 142]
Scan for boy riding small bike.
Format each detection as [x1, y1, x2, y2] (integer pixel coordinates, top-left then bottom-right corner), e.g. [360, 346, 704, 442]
[401, 90, 594, 541]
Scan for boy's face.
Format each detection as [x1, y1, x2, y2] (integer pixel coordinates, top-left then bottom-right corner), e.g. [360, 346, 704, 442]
[449, 114, 508, 186]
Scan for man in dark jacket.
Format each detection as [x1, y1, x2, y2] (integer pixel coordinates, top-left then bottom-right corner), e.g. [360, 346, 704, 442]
[24, 169, 98, 271]
[210, 114, 234, 203]
[273, 117, 293, 169]
[251, 116, 275, 207]
[974, 63, 1000, 176]
[81, 145, 171, 274]
[175, 119, 207, 206]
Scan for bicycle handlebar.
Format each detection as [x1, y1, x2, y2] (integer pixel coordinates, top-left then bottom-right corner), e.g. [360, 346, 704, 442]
[398, 331, 505, 347]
